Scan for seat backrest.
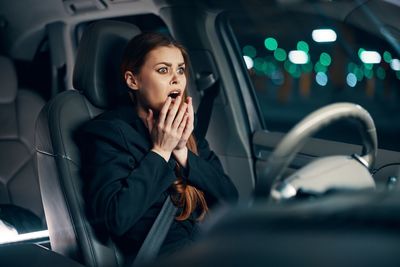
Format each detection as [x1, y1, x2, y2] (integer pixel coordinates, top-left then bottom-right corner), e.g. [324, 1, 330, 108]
[0, 55, 46, 227]
[35, 21, 141, 267]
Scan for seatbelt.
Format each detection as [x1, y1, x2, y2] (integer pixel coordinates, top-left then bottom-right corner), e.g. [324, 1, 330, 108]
[132, 196, 177, 267]
[194, 73, 220, 140]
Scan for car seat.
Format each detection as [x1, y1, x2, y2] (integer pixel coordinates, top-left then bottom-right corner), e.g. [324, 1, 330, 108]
[34, 20, 141, 267]
[0, 55, 46, 232]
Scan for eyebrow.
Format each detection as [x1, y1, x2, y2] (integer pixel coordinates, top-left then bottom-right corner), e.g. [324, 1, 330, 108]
[154, 62, 185, 67]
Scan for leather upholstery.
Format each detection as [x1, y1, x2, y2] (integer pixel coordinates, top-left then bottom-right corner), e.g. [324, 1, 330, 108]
[0, 56, 18, 103]
[0, 55, 45, 224]
[35, 21, 141, 267]
[73, 21, 139, 109]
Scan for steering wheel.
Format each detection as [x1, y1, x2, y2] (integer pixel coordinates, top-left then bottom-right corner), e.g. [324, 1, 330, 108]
[255, 103, 378, 201]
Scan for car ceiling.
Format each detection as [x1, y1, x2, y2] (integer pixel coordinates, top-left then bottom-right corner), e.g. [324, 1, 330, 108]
[0, 0, 399, 60]
[0, 0, 158, 59]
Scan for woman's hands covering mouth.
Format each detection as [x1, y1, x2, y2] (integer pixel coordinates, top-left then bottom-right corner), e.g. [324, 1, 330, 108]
[144, 95, 193, 165]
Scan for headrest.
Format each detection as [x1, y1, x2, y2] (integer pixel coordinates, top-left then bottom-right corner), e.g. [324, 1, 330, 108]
[73, 20, 141, 108]
[0, 56, 18, 103]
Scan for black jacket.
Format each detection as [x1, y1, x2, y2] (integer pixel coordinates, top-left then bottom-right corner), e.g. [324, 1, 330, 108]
[78, 104, 238, 258]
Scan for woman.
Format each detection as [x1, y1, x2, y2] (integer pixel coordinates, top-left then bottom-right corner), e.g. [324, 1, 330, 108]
[79, 32, 238, 262]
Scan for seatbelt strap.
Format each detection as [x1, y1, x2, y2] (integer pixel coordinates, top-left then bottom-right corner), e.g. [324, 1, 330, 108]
[132, 196, 177, 267]
[194, 73, 220, 140]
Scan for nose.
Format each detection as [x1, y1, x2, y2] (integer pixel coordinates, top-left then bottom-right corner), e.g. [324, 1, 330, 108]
[170, 73, 179, 85]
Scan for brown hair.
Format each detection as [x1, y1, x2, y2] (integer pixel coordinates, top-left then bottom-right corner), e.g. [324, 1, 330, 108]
[121, 32, 208, 221]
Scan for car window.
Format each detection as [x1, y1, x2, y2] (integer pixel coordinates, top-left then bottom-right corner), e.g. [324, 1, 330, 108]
[229, 6, 400, 151]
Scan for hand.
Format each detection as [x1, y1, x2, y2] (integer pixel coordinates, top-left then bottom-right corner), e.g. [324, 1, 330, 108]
[175, 97, 194, 150]
[172, 97, 194, 168]
[145, 95, 188, 162]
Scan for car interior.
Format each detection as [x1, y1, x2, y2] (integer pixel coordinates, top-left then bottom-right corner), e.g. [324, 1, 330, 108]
[1, 0, 400, 266]
[0, 55, 45, 232]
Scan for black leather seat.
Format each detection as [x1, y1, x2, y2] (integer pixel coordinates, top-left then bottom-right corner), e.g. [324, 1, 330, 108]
[0, 55, 46, 230]
[35, 21, 141, 267]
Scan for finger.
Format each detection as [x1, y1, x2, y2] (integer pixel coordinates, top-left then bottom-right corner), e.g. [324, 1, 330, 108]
[172, 102, 188, 130]
[158, 97, 172, 126]
[181, 112, 192, 140]
[165, 95, 182, 128]
[187, 97, 194, 127]
[146, 109, 154, 133]
[182, 97, 194, 136]
[178, 113, 189, 135]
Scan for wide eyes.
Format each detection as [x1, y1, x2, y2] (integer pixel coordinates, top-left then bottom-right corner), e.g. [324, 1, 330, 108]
[177, 67, 185, 74]
[156, 66, 185, 75]
[157, 67, 168, 74]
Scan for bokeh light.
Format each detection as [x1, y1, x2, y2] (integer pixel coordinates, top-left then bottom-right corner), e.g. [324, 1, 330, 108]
[264, 37, 278, 51]
[274, 48, 287, 61]
[320, 52, 332, 66]
[253, 57, 267, 74]
[358, 48, 365, 58]
[346, 73, 357, 87]
[312, 29, 337, 43]
[297, 41, 309, 53]
[364, 68, 373, 79]
[243, 56, 254, 69]
[360, 51, 381, 64]
[243, 45, 257, 58]
[390, 59, 400, 71]
[301, 61, 313, 73]
[383, 51, 392, 63]
[314, 61, 327, 73]
[316, 72, 328, 86]
[354, 66, 364, 81]
[288, 50, 308, 64]
[376, 67, 386, 80]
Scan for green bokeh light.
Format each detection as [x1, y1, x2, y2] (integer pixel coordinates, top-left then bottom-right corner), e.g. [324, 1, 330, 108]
[253, 57, 267, 75]
[314, 61, 327, 73]
[243, 45, 257, 58]
[354, 66, 364, 81]
[274, 48, 287, 61]
[364, 68, 373, 79]
[358, 48, 365, 58]
[347, 62, 357, 73]
[320, 52, 331, 66]
[297, 41, 309, 53]
[284, 60, 300, 78]
[265, 61, 277, 76]
[376, 67, 386, 80]
[364, 63, 373, 70]
[301, 61, 313, 73]
[284, 60, 291, 72]
[396, 71, 400, 80]
[264, 37, 278, 51]
[292, 67, 301, 78]
[383, 51, 392, 63]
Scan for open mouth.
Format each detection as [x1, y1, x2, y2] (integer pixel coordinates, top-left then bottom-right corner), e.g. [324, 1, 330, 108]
[168, 91, 181, 99]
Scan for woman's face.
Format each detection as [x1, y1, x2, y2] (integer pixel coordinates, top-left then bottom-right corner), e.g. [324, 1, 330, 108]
[126, 45, 187, 114]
